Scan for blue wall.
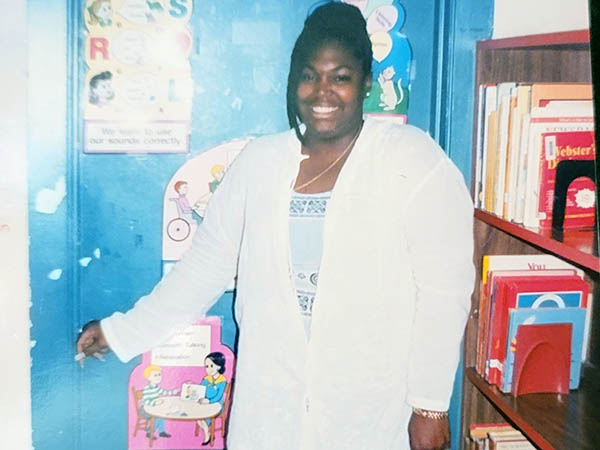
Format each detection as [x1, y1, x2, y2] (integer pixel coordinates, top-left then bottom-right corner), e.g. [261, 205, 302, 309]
[28, 1, 492, 449]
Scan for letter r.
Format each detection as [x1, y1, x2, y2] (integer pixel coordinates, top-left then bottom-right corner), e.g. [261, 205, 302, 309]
[90, 37, 109, 60]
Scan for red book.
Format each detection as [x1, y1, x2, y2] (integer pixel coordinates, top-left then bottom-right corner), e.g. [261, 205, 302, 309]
[537, 130, 596, 229]
[512, 323, 571, 395]
[477, 268, 577, 379]
[487, 274, 588, 387]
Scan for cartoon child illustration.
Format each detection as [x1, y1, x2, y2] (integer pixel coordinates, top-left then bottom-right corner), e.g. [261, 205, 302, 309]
[377, 65, 404, 111]
[196, 352, 227, 446]
[89, 71, 115, 107]
[208, 164, 225, 194]
[173, 180, 203, 224]
[87, 0, 112, 27]
[141, 365, 178, 440]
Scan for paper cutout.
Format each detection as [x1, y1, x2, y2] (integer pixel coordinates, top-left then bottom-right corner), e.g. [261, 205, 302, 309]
[162, 139, 251, 261]
[128, 317, 235, 449]
[35, 176, 66, 214]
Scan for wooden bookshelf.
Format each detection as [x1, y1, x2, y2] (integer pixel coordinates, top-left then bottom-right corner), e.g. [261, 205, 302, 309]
[462, 30, 600, 450]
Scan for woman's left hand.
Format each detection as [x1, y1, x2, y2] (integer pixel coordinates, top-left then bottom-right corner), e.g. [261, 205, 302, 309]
[408, 412, 450, 450]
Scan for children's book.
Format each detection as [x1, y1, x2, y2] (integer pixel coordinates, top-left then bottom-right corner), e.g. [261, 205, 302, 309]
[476, 254, 582, 378]
[502, 307, 586, 393]
[511, 322, 571, 395]
[486, 274, 588, 386]
[476, 268, 577, 377]
[537, 130, 596, 230]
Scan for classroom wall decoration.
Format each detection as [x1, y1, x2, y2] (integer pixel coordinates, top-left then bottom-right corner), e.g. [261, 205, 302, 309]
[83, 0, 194, 153]
[127, 317, 235, 449]
[311, 0, 413, 123]
[161, 138, 251, 263]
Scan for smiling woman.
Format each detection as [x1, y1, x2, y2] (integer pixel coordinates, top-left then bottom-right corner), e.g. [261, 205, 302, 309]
[287, 4, 373, 194]
[76, 3, 475, 450]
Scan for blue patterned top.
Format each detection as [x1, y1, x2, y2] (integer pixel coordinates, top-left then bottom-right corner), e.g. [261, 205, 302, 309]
[289, 190, 331, 339]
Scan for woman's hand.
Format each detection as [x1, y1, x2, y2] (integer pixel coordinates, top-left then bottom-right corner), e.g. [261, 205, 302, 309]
[75, 320, 110, 366]
[408, 411, 450, 450]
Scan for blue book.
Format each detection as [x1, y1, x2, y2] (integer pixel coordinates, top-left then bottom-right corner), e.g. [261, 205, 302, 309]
[501, 307, 586, 393]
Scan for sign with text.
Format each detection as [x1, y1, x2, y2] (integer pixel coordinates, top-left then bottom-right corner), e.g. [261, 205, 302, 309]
[85, 120, 189, 153]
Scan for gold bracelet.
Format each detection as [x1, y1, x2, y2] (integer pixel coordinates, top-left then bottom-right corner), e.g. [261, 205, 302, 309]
[412, 408, 448, 420]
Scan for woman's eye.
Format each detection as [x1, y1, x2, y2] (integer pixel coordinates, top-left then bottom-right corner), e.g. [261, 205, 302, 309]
[301, 72, 315, 82]
[334, 75, 352, 83]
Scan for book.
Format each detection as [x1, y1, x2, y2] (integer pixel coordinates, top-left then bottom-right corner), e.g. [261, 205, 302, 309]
[484, 109, 500, 212]
[493, 83, 517, 216]
[521, 104, 594, 228]
[511, 322, 572, 395]
[476, 268, 577, 378]
[180, 382, 206, 402]
[476, 254, 583, 378]
[530, 83, 593, 108]
[474, 84, 488, 208]
[537, 130, 596, 229]
[488, 430, 530, 450]
[486, 274, 588, 386]
[479, 85, 498, 210]
[502, 307, 587, 392]
[504, 85, 531, 222]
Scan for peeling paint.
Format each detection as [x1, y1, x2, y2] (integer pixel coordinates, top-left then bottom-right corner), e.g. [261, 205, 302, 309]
[35, 176, 66, 214]
[30, 340, 37, 348]
[47, 269, 62, 280]
[93, 248, 101, 259]
[231, 97, 242, 110]
[79, 257, 92, 267]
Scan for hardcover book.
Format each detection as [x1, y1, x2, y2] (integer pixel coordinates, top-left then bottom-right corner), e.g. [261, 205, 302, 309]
[537, 130, 596, 229]
[486, 275, 588, 386]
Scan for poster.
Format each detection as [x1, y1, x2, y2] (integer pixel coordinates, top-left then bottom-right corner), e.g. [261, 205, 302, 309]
[83, 0, 194, 153]
[128, 317, 235, 449]
[311, 0, 413, 124]
[161, 139, 251, 262]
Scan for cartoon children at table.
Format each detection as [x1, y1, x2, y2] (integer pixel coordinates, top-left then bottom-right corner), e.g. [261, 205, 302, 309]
[89, 71, 115, 108]
[196, 352, 227, 446]
[142, 365, 178, 440]
[87, 0, 112, 27]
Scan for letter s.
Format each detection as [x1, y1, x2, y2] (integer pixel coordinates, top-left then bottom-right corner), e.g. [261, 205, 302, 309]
[169, 0, 187, 18]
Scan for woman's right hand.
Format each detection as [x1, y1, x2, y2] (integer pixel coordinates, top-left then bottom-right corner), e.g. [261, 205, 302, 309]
[75, 320, 110, 366]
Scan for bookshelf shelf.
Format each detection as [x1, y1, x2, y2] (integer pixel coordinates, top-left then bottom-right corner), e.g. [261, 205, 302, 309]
[462, 29, 599, 450]
[466, 368, 600, 450]
[474, 209, 599, 271]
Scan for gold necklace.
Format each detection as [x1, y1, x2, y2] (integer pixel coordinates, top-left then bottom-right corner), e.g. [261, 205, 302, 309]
[295, 123, 363, 191]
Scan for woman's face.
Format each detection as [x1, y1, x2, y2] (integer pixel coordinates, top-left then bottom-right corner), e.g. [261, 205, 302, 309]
[296, 43, 370, 142]
[205, 358, 220, 377]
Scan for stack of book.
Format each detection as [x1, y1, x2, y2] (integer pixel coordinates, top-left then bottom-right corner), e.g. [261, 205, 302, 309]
[469, 423, 535, 450]
[477, 254, 591, 395]
[473, 82, 596, 230]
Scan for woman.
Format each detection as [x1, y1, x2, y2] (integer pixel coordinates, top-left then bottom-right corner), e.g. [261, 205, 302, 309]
[196, 352, 227, 445]
[77, 3, 474, 449]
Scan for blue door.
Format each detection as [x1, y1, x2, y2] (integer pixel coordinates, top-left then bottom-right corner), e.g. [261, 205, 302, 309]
[28, 1, 491, 449]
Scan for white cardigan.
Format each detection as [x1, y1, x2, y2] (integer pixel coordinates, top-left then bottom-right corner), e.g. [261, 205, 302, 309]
[101, 117, 475, 450]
